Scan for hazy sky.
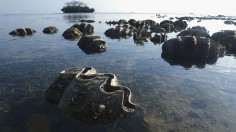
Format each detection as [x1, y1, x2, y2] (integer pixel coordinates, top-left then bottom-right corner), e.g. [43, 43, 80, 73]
[0, 0, 235, 15]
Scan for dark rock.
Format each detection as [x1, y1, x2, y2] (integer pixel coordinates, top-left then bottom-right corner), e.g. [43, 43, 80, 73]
[177, 29, 210, 38]
[62, 27, 82, 39]
[9, 28, 36, 36]
[130, 20, 150, 29]
[104, 26, 132, 39]
[143, 19, 156, 26]
[150, 25, 165, 33]
[150, 33, 167, 44]
[173, 20, 188, 31]
[224, 20, 234, 25]
[176, 17, 195, 21]
[43, 26, 58, 34]
[122, 24, 134, 31]
[161, 23, 175, 33]
[128, 19, 137, 26]
[79, 19, 95, 23]
[190, 26, 208, 32]
[135, 28, 152, 38]
[162, 36, 222, 59]
[160, 20, 174, 26]
[162, 36, 225, 68]
[71, 23, 94, 35]
[105, 20, 118, 25]
[219, 35, 236, 53]
[211, 30, 236, 42]
[133, 28, 151, 44]
[45, 67, 138, 124]
[78, 35, 107, 54]
[118, 19, 128, 25]
[105, 19, 128, 25]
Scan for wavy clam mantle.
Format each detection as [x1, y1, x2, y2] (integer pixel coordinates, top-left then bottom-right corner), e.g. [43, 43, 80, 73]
[61, 1, 95, 13]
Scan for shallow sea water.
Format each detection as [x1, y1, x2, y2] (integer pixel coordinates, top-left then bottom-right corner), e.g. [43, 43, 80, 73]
[0, 13, 236, 132]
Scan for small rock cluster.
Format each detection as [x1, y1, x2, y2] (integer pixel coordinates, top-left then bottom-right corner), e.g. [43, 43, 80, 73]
[62, 23, 94, 39]
[104, 18, 187, 44]
[9, 21, 106, 54]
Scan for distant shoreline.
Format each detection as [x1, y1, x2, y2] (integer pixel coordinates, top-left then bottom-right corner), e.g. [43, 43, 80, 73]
[0, 12, 235, 17]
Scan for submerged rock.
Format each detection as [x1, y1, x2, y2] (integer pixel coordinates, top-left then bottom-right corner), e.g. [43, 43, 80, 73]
[9, 28, 36, 36]
[191, 99, 207, 109]
[78, 35, 107, 54]
[45, 66, 137, 124]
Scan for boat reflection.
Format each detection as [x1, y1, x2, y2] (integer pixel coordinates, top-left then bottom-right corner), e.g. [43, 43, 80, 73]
[63, 13, 94, 23]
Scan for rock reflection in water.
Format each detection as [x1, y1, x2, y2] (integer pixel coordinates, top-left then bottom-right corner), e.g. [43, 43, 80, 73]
[161, 54, 219, 68]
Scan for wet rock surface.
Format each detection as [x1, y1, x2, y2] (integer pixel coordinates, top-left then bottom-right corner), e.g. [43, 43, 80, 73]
[78, 35, 107, 54]
[71, 23, 94, 35]
[43, 26, 58, 34]
[62, 27, 83, 39]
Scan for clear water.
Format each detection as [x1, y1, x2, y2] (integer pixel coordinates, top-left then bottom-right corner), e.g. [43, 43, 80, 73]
[0, 13, 236, 132]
